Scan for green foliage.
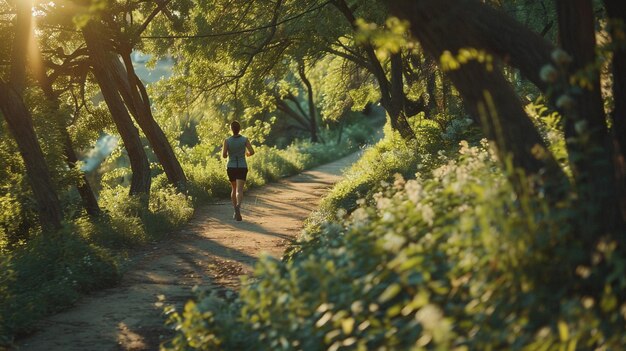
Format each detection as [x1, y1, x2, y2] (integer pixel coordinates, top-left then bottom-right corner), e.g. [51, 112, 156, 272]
[311, 118, 448, 223]
[149, 180, 196, 229]
[0, 254, 14, 345]
[525, 98, 569, 172]
[163, 120, 626, 350]
[177, 119, 379, 204]
[0, 227, 119, 342]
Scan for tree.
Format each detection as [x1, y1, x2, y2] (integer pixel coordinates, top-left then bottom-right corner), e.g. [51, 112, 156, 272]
[555, 0, 621, 239]
[111, 0, 188, 191]
[144, 0, 420, 142]
[386, 0, 624, 238]
[386, 0, 567, 195]
[0, 0, 63, 230]
[83, 21, 152, 198]
[330, 0, 416, 140]
[33, 56, 102, 217]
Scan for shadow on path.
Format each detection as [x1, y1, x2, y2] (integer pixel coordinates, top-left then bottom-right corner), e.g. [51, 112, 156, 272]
[14, 152, 362, 351]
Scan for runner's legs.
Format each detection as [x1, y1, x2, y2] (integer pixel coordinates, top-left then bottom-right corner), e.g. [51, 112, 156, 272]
[235, 179, 245, 206]
[230, 181, 237, 207]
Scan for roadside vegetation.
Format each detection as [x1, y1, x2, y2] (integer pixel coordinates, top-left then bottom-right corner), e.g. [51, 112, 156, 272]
[2, 0, 626, 349]
[0, 117, 378, 344]
[165, 114, 626, 350]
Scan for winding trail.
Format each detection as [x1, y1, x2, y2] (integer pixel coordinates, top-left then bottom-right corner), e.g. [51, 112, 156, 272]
[15, 153, 361, 351]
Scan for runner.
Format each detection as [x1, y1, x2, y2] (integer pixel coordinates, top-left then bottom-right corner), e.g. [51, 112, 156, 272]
[222, 121, 255, 221]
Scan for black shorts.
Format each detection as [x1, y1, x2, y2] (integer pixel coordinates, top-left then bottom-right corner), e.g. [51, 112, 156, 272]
[227, 167, 248, 181]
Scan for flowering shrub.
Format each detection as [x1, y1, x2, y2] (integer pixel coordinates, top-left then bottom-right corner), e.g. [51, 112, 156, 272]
[164, 130, 626, 349]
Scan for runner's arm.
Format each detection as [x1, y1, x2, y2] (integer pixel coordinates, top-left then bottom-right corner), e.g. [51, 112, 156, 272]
[245, 139, 255, 156]
[222, 139, 228, 158]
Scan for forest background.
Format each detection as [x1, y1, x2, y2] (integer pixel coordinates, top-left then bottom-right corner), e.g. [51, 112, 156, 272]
[1, 0, 626, 349]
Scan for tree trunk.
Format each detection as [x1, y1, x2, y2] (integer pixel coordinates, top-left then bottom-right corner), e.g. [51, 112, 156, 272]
[115, 53, 188, 191]
[62, 132, 102, 216]
[441, 72, 451, 113]
[390, 0, 557, 96]
[297, 62, 319, 143]
[1, 0, 63, 231]
[9, 0, 31, 92]
[36, 76, 101, 216]
[556, 0, 623, 234]
[466, 0, 555, 92]
[603, 0, 626, 218]
[331, 0, 416, 141]
[389, 53, 416, 140]
[274, 93, 312, 131]
[387, 0, 568, 198]
[336, 117, 345, 144]
[83, 23, 151, 198]
[425, 56, 439, 114]
[0, 81, 64, 230]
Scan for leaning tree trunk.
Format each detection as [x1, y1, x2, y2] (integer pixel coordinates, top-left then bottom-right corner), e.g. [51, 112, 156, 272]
[115, 53, 187, 191]
[556, 0, 623, 235]
[83, 23, 151, 199]
[61, 128, 102, 216]
[387, 0, 568, 199]
[274, 94, 312, 132]
[1, 0, 63, 231]
[0, 81, 64, 230]
[297, 62, 319, 143]
[36, 76, 101, 216]
[603, 0, 626, 218]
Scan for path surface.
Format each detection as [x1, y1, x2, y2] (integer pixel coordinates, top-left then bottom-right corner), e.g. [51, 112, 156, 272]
[15, 153, 361, 351]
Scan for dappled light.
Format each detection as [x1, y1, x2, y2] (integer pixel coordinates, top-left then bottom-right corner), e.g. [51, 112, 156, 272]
[1, 0, 626, 350]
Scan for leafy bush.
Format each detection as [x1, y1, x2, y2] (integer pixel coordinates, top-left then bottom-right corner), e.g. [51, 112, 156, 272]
[164, 124, 626, 350]
[0, 117, 378, 346]
[181, 119, 379, 203]
[146, 179, 195, 235]
[0, 227, 119, 342]
[307, 118, 448, 230]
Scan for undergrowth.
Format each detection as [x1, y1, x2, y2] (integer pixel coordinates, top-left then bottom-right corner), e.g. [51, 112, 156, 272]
[0, 120, 377, 346]
[163, 117, 626, 350]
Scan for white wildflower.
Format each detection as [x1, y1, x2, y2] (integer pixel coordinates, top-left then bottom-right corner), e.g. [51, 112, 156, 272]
[458, 140, 470, 155]
[415, 304, 443, 331]
[382, 211, 395, 223]
[582, 297, 594, 309]
[336, 208, 347, 219]
[351, 208, 369, 225]
[405, 180, 422, 204]
[382, 233, 406, 251]
[393, 173, 405, 189]
[421, 204, 435, 226]
[376, 197, 392, 211]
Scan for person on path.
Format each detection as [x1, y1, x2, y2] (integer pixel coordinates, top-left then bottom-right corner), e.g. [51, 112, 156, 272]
[222, 121, 255, 221]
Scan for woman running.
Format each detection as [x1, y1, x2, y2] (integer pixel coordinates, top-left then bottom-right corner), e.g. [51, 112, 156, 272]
[222, 121, 255, 221]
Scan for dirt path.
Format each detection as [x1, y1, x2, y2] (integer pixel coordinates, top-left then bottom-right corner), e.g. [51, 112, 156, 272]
[14, 153, 361, 351]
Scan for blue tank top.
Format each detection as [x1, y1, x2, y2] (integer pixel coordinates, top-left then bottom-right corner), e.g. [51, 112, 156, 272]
[226, 135, 248, 168]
